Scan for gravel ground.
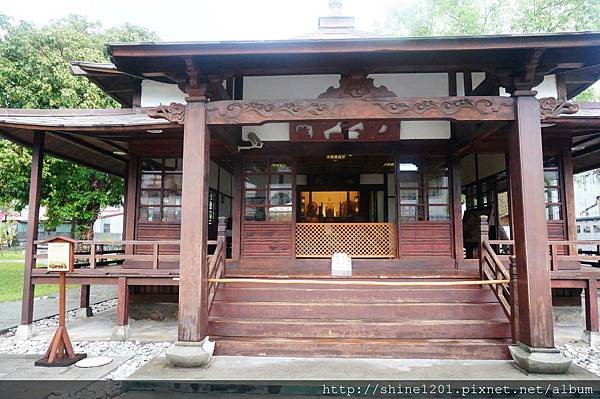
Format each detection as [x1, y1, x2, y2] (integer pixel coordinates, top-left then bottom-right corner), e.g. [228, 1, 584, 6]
[560, 344, 600, 376]
[0, 300, 171, 380]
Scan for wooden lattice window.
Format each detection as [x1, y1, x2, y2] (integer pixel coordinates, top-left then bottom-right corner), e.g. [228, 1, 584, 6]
[243, 157, 294, 223]
[138, 158, 182, 223]
[544, 155, 562, 221]
[397, 158, 450, 222]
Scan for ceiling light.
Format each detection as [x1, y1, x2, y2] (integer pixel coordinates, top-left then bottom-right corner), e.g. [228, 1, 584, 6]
[147, 129, 163, 134]
[112, 150, 127, 156]
[383, 162, 395, 168]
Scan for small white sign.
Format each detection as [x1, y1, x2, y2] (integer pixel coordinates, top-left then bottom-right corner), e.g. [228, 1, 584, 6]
[47, 242, 71, 272]
[331, 252, 352, 277]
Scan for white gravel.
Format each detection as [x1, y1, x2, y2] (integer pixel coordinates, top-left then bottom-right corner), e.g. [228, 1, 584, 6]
[0, 299, 171, 380]
[560, 343, 600, 376]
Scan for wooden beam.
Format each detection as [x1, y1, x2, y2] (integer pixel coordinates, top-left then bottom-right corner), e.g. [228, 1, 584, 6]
[205, 96, 515, 125]
[116, 277, 129, 326]
[509, 94, 554, 348]
[453, 122, 507, 156]
[20, 132, 44, 325]
[178, 98, 211, 342]
[47, 132, 128, 163]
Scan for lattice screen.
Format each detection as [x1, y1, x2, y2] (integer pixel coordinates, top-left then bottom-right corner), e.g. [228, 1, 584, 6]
[295, 223, 397, 258]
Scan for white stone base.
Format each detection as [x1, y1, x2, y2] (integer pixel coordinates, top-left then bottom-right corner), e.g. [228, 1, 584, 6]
[582, 330, 600, 346]
[76, 307, 93, 318]
[166, 337, 215, 368]
[110, 324, 130, 341]
[15, 324, 37, 341]
[509, 342, 571, 374]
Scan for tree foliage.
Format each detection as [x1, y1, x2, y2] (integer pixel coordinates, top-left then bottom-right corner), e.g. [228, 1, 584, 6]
[0, 15, 158, 238]
[378, 0, 600, 100]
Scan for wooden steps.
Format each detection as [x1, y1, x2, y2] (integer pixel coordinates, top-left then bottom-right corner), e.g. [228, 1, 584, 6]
[209, 282, 511, 360]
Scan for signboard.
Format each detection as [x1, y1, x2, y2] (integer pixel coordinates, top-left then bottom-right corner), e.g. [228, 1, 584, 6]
[47, 240, 74, 272]
[290, 120, 400, 142]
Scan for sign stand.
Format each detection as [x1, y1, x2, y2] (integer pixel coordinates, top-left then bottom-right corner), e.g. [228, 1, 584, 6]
[35, 237, 86, 367]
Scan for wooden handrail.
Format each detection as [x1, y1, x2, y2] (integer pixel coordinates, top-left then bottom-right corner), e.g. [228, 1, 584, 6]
[207, 278, 510, 286]
[479, 215, 511, 318]
[207, 216, 227, 312]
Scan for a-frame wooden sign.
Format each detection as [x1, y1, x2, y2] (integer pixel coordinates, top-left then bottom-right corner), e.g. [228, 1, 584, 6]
[35, 236, 87, 367]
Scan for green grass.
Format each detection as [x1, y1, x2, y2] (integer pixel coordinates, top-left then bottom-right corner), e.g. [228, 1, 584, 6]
[0, 261, 65, 302]
[0, 249, 25, 261]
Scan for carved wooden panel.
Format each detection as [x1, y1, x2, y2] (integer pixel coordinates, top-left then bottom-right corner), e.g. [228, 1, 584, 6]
[295, 223, 397, 258]
[205, 97, 516, 125]
[399, 222, 452, 257]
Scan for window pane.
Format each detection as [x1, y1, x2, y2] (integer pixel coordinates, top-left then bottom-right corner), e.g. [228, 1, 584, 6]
[544, 171, 560, 187]
[163, 191, 182, 206]
[245, 191, 266, 206]
[399, 206, 424, 222]
[270, 174, 292, 189]
[140, 190, 161, 205]
[426, 159, 449, 187]
[164, 174, 182, 190]
[270, 190, 292, 206]
[245, 159, 268, 173]
[142, 158, 163, 172]
[429, 206, 449, 221]
[141, 173, 161, 189]
[244, 207, 265, 221]
[428, 174, 448, 187]
[428, 189, 449, 205]
[268, 206, 292, 222]
[270, 161, 292, 173]
[245, 175, 268, 190]
[139, 206, 160, 222]
[545, 188, 560, 203]
[162, 207, 181, 223]
[398, 173, 420, 188]
[164, 158, 183, 172]
[546, 205, 562, 220]
[398, 189, 421, 204]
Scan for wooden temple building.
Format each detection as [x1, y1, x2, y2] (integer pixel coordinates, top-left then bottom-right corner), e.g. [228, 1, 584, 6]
[1, 8, 600, 371]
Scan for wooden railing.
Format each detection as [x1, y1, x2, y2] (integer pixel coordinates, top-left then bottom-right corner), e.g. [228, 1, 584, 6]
[295, 222, 397, 258]
[479, 216, 512, 318]
[34, 239, 182, 270]
[208, 217, 227, 311]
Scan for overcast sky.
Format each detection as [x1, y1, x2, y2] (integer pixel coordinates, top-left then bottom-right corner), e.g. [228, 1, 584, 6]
[0, 0, 403, 41]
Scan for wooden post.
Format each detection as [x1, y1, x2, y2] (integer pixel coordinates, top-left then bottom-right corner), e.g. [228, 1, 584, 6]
[21, 133, 44, 326]
[451, 156, 464, 267]
[479, 215, 489, 280]
[231, 160, 242, 262]
[124, 156, 138, 256]
[177, 93, 211, 342]
[509, 94, 554, 349]
[509, 256, 520, 343]
[116, 277, 129, 326]
[585, 278, 599, 334]
[562, 147, 578, 257]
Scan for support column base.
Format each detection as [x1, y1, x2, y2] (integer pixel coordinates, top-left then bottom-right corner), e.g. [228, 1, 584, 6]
[582, 330, 600, 346]
[15, 324, 37, 341]
[509, 342, 571, 374]
[165, 337, 215, 368]
[110, 325, 130, 341]
[76, 307, 93, 318]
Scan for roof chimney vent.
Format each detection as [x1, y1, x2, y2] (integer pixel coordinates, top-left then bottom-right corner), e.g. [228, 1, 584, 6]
[318, 0, 355, 33]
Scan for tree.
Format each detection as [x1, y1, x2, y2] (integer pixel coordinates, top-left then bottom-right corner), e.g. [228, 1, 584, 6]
[0, 15, 158, 238]
[377, 0, 600, 100]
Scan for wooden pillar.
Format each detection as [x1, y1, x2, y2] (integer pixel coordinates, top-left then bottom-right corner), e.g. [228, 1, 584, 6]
[177, 95, 211, 342]
[451, 156, 464, 266]
[124, 156, 138, 255]
[231, 159, 242, 262]
[585, 278, 599, 333]
[562, 147, 578, 256]
[509, 94, 554, 349]
[20, 133, 44, 325]
[78, 284, 91, 316]
[116, 277, 129, 326]
[394, 157, 402, 259]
